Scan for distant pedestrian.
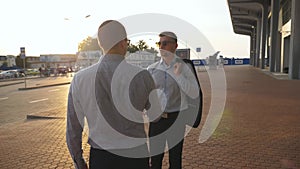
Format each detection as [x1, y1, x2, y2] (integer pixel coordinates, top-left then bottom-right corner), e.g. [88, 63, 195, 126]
[218, 55, 224, 68]
[38, 67, 42, 77]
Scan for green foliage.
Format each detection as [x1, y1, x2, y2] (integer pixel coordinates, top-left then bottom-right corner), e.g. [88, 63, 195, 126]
[78, 37, 158, 55]
[145, 47, 159, 54]
[78, 36, 102, 52]
[137, 40, 148, 51]
[127, 43, 139, 53]
[127, 40, 155, 53]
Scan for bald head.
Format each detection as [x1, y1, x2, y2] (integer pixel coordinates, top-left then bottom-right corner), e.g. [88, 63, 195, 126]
[97, 20, 127, 52]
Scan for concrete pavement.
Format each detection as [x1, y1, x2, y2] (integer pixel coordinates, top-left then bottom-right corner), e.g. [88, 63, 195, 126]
[0, 65, 299, 169]
[180, 66, 300, 169]
[0, 74, 72, 90]
[18, 74, 73, 90]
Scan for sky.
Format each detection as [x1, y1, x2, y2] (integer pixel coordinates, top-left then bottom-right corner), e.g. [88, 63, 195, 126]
[0, 0, 250, 59]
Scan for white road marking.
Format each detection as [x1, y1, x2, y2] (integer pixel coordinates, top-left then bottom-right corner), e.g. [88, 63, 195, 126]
[48, 89, 60, 92]
[57, 85, 69, 88]
[0, 97, 8, 101]
[29, 98, 49, 103]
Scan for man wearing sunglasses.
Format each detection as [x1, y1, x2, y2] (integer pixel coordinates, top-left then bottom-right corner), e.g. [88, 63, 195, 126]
[147, 32, 199, 169]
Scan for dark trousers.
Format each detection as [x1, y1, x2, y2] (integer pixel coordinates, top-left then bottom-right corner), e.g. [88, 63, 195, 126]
[89, 145, 150, 169]
[149, 115, 186, 169]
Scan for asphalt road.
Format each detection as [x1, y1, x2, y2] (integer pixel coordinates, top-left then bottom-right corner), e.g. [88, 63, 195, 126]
[0, 77, 71, 126]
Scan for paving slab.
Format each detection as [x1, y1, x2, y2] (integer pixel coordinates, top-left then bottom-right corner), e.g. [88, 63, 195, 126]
[0, 65, 299, 169]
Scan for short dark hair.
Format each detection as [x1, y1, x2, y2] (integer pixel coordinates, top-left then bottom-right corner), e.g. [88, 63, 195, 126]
[159, 31, 177, 43]
[97, 20, 127, 51]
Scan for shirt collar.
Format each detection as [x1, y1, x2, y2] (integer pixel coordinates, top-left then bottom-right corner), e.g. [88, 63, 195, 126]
[159, 56, 178, 69]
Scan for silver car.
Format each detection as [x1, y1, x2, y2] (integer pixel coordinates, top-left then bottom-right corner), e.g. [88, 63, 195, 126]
[0, 70, 16, 79]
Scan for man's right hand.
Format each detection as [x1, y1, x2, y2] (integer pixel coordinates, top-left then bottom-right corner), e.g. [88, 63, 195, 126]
[173, 62, 182, 76]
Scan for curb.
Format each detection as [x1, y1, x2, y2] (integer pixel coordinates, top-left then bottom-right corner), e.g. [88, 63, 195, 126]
[0, 82, 24, 87]
[26, 108, 65, 120]
[26, 115, 65, 120]
[18, 82, 70, 90]
[260, 69, 289, 80]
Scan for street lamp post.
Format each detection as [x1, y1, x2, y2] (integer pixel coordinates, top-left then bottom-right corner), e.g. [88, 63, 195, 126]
[20, 47, 27, 88]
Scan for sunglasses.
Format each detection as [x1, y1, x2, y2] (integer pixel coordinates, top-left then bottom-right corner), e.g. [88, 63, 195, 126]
[125, 38, 131, 45]
[156, 41, 176, 47]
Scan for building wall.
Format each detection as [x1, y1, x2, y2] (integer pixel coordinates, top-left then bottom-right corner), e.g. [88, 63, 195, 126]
[280, 20, 291, 72]
[126, 51, 157, 68]
[39, 54, 77, 69]
[0, 55, 16, 68]
[76, 50, 102, 69]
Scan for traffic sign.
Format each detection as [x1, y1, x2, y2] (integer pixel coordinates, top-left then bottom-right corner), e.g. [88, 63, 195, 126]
[20, 47, 26, 59]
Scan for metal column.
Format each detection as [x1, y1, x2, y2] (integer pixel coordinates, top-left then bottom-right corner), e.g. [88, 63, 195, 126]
[269, 0, 280, 72]
[289, 0, 300, 79]
[260, 1, 269, 69]
[255, 19, 261, 67]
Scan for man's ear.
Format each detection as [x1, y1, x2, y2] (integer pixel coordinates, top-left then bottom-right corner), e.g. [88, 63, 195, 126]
[172, 43, 178, 53]
[119, 40, 127, 49]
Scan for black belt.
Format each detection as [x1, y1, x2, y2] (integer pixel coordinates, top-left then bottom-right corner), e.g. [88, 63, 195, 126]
[161, 111, 179, 119]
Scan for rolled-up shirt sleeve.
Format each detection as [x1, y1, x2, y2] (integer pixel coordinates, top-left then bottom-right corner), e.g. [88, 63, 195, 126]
[66, 83, 87, 169]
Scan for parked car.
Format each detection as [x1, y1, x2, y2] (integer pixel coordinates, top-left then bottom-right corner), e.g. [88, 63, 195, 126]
[57, 66, 68, 75]
[26, 69, 40, 76]
[0, 70, 15, 79]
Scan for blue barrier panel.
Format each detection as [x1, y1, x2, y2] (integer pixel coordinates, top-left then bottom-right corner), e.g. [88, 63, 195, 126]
[243, 58, 250, 64]
[223, 58, 232, 65]
[192, 59, 206, 66]
[192, 58, 249, 66]
[224, 58, 249, 65]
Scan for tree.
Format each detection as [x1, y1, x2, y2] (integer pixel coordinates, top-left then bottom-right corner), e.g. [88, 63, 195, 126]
[127, 40, 151, 53]
[145, 47, 159, 54]
[78, 36, 102, 52]
[137, 40, 148, 51]
[127, 43, 139, 53]
[78, 38, 154, 54]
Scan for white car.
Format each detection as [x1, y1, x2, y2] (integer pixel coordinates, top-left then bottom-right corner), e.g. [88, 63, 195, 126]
[0, 70, 16, 79]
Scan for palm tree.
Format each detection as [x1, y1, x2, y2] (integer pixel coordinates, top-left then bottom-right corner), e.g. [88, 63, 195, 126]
[137, 40, 148, 51]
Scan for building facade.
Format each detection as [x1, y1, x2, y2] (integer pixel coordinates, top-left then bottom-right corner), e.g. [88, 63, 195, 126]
[126, 51, 159, 68]
[227, 0, 300, 79]
[76, 50, 102, 69]
[39, 54, 77, 69]
[0, 55, 16, 68]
